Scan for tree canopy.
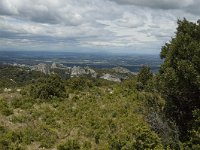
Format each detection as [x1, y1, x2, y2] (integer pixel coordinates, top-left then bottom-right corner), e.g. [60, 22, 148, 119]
[158, 18, 200, 139]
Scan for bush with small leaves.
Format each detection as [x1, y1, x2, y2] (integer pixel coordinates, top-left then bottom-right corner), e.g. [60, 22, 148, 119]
[136, 66, 153, 91]
[0, 99, 13, 116]
[29, 74, 66, 99]
[57, 140, 80, 150]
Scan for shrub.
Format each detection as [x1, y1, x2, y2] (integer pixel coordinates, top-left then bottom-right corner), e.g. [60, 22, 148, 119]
[184, 109, 200, 149]
[0, 99, 13, 116]
[0, 130, 24, 150]
[66, 77, 95, 91]
[29, 75, 66, 99]
[108, 125, 163, 150]
[136, 66, 153, 91]
[11, 97, 35, 109]
[57, 140, 80, 150]
[21, 126, 58, 148]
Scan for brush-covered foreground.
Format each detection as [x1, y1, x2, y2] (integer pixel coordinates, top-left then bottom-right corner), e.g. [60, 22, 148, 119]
[0, 76, 167, 150]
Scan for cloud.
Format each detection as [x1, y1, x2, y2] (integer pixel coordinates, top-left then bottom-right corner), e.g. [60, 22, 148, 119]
[186, 1, 200, 15]
[0, 0, 85, 25]
[0, 0, 19, 15]
[110, 0, 192, 8]
[0, 0, 121, 25]
[110, 0, 200, 14]
[0, 0, 199, 53]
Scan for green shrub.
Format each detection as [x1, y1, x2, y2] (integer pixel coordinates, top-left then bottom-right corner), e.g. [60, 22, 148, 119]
[29, 75, 66, 99]
[57, 140, 80, 150]
[21, 126, 58, 148]
[11, 97, 35, 109]
[66, 77, 95, 91]
[0, 130, 24, 150]
[184, 109, 200, 149]
[0, 99, 13, 116]
[136, 66, 153, 91]
[108, 125, 163, 150]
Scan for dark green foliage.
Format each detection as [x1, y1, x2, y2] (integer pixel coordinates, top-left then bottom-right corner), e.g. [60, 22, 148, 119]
[0, 130, 24, 150]
[158, 19, 200, 139]
[66, 77, 95, 91]
[122, 76, 137, 90]
[22, 126, 58, 148]
[65, 77, 115, 91]
[57, 140, 80, 150]
[184, 109, 200, 149]
[0, 78, 16, 89]
[51, 68, 70, 79]
[0, 125, 58, 149]
[108, 125, 163, 150]
[11, 97, 35, 110]
[29, 74, 66, 99]
[0, 126, 7, 135]
[136, 92, 181, 149]
[0, 64, 45, 88]
[136, 66, 153, 90]
[0, 99, 13, 116]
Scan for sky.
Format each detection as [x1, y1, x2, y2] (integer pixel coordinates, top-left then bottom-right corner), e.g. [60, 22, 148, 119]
[0, 0, 199, 54]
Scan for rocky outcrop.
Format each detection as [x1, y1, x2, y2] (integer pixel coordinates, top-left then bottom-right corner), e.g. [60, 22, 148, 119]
[112, 67, 132, 74]
[70, 66, 97, 78]
[31, 63, 50, 74]
[84, 66, 97, 78]
[100, 73, 121, 82]
[71, 66, 87, 77]
[51, 62, 57, 69]
[51, 62, 66, 69]
[30, 62, 97, 77]
[14, 62, 131, 80]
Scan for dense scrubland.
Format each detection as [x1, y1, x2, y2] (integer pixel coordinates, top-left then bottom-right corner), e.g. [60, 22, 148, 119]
[0, 19, 199, 150]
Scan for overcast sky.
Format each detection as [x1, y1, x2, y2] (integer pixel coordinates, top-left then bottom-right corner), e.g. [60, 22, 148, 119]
[0, 0, 199, 54]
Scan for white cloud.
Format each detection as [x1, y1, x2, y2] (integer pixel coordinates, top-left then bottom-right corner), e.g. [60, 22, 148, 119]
[0, 0, 199, 53]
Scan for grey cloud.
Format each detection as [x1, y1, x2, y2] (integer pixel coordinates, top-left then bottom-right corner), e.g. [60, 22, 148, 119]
[186, 1, 200, 15]
[0, 0, 87, 25]
[0, 30, 21, 39]
[115, 12, 146, 28]
[110, 0, 200, 14]
[0, 0, 200, 53]
[0, 0, 18, 15]
[0, 0, 120, 26]
[110, 0, 192, 8]
[0, 29, 89, 47]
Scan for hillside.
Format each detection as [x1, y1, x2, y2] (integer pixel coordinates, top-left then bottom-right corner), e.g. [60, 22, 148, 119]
[0, 70, 166, 150]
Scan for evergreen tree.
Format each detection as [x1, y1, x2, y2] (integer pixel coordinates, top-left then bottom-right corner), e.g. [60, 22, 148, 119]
[136, 66, 153, 90]
[158, 19, 200, 139]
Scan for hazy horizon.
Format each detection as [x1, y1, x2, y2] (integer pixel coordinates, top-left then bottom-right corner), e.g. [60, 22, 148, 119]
[0, 49, 161, 55]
